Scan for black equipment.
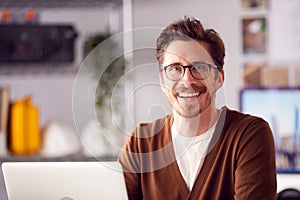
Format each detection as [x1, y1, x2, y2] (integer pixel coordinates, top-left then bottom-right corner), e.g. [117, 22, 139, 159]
[0, 24, 77, 63]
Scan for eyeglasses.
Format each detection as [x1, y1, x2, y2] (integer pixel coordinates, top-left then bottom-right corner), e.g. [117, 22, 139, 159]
[162, 62, 219, 81]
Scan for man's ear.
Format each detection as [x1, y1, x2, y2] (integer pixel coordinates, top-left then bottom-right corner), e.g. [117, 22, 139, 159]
[216, 70, 224, 89]
[159, 74, 167, 92]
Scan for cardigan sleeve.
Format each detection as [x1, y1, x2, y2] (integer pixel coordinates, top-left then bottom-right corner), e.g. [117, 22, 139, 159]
[234, 118, 277, 200]
[118, 131, 143, 200]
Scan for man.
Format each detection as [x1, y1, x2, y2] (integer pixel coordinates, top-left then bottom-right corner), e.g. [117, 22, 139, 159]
[119, 16, 276, 199]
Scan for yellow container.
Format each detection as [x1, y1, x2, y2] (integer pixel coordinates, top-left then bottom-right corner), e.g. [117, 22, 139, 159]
[10, 96, 41, 155]
[26, 100, 41, 154]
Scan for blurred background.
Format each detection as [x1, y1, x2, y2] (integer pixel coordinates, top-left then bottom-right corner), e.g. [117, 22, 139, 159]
[0, 0, 300, 198]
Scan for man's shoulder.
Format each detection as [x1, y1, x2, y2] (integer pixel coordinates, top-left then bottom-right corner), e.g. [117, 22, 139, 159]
[132, 114, 173, 138]
[223, 107, 271, 135]
[137, 114, 173, 128]
[225, 106, 267, 124]
[221, 107, 271, 136]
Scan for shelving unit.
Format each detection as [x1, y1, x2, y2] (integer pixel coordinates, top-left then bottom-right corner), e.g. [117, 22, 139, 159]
[239, 0, 269, 88]
[0, 0, 122, 9]
[239, 0, 300, 176]
[0, 0, 125, 158]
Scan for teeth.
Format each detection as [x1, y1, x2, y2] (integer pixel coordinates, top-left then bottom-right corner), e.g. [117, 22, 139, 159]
[177, 93, 200, 98]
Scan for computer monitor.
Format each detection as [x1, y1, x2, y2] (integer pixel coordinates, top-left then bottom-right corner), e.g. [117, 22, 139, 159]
[240, 87, 300, 173]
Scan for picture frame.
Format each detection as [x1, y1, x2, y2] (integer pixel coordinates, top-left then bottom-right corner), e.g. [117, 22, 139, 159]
[242, 17, 266, 55]
[241, 0, 268, 9]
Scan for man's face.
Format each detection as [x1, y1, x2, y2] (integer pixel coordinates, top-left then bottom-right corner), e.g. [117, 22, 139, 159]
[160, 40, 224, 118]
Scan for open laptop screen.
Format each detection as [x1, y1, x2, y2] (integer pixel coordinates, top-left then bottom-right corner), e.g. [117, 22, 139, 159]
[2, 161, 128, 200]
[240, 88, 300, 173]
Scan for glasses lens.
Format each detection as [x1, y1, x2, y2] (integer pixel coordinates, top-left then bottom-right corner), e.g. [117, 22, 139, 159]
[191, 63, 210, 79]
[165, 64, 183, 80]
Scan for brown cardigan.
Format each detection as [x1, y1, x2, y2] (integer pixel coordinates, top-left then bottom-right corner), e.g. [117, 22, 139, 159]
[119, 107, 277, 200]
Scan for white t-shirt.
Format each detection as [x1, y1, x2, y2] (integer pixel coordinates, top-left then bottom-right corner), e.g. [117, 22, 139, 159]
[171, 121, 217, 190]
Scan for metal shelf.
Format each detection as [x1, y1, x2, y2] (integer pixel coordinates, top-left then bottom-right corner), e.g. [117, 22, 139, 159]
[0, 0, 122, 9]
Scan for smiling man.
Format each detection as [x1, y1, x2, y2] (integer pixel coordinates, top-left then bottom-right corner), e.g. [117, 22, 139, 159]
[119, 16, 277, 200]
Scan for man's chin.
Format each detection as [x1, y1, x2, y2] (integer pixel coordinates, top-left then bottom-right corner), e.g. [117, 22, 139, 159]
[174, 108, 201, 118]
[173, 102, 213, 118]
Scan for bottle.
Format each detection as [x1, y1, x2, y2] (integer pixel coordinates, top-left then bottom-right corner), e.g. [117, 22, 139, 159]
[10, 96, 41, 155]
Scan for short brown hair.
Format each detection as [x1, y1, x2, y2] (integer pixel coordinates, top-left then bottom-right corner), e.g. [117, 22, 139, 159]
[155, 16, 225, 71]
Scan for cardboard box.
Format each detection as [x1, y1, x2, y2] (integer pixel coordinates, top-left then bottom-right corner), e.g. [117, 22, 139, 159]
[294, 67, 300, 87]
[243, 62, 265, 87]
[260, 67, 289, 88]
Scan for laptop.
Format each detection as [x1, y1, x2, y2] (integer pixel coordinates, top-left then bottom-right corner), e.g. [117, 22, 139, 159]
[1, 161, 128, 200]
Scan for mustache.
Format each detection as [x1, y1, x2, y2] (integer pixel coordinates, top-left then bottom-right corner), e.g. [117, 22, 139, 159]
[174, 84, 207, 94]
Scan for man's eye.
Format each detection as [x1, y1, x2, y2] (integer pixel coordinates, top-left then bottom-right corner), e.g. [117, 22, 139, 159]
[169, 65, 182, 72]
[193, 64, 207, 71]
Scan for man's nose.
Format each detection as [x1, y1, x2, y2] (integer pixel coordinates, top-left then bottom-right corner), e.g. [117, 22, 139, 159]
[181, 68, 195, 83]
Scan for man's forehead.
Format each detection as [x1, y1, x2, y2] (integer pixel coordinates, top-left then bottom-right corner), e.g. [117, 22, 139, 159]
[163, 40, 213, 63]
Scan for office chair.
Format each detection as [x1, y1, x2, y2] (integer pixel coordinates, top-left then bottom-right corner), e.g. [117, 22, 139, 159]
[277, 188, 300, 200]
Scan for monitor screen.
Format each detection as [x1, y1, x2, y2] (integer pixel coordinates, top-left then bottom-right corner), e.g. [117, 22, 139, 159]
[240, 88, 300, 173]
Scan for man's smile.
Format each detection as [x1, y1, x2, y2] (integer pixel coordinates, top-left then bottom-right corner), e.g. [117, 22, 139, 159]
[176, 92, 200, 98]
[174, 84, 207, 100]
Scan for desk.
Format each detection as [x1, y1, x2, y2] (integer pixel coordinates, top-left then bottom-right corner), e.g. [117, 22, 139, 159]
[277, 173, 300, 192]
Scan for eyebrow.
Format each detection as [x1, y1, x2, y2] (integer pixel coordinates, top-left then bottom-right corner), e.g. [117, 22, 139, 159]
[163, 61, 212, 67]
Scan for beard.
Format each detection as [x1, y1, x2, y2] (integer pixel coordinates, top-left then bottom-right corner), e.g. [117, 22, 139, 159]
[171, 83, 215, 118]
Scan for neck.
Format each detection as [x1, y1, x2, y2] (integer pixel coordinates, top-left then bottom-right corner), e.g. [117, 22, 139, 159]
[173, 105, 220, 137]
